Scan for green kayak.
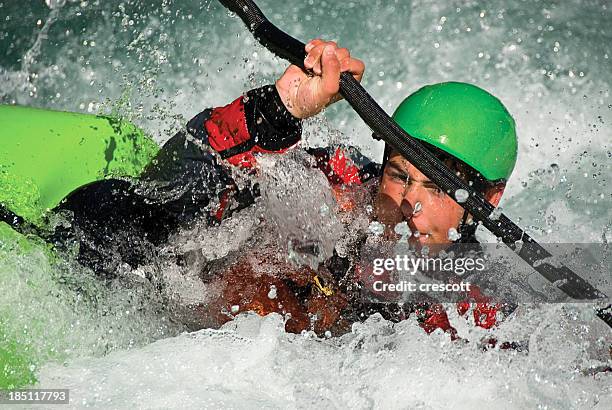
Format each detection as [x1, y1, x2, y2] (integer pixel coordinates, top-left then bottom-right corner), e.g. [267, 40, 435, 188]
[0, 104, 159, 226]
[0, 104, 160, 388]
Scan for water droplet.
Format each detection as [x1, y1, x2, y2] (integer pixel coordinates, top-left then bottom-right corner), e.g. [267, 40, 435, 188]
[413, 201, 422, 215]
[231, 305, 240, 314]
[455, 189, 469, 203]
[369, 221, 385, 236]
[45, 0, 66, 9]
[319, 203, 329, 216]
[448, 228, 461, 241]
[267, 285, 277, 300]
[394, 222, 411, 242]
[490, 206, 503, 220]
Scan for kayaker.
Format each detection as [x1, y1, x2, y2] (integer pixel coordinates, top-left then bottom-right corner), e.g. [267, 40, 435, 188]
[30, 39, 517, 336]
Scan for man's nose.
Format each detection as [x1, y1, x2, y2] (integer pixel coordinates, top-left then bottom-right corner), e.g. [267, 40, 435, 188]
[400, 186, 426, 220]
[400, 198, 414, 219]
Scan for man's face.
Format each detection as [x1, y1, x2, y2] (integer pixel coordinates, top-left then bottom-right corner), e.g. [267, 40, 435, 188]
[375, 150, 503, 246]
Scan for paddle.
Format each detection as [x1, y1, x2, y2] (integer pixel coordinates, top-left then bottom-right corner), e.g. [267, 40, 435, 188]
[217, 0, 611, 328]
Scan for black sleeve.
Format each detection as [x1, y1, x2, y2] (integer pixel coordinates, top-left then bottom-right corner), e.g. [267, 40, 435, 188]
[54, 86, 301, 278]
[245, 85, 302, 151]
[185, 85, 302, 160]
[55, 130, 237, 278]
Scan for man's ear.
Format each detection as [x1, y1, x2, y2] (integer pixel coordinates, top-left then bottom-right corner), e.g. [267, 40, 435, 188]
[485, 183, 505, 207]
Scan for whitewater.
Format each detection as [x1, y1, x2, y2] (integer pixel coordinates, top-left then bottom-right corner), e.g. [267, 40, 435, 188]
[0, 0, 610, 408]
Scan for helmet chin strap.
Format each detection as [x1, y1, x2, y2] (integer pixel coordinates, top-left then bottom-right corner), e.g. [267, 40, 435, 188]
[456, 209, 477, 243]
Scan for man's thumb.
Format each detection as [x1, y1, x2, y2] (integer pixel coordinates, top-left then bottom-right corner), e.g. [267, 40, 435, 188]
[321, 45, 341, 97]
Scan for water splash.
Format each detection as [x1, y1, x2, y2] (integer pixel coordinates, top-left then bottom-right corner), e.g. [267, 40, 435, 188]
[0, 2, 64, 101]
[0, 0, 610, 402]
[257, 153, 342, 270]
[45, 0, 66, 10]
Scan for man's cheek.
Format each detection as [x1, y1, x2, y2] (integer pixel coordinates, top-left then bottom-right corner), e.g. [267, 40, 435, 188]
[425, 196, 449, 214]
[441, 195, 464, 214]
[381, 182, 404, 204]
[440, 199, 466, 233]
[426, 197, 463, 234]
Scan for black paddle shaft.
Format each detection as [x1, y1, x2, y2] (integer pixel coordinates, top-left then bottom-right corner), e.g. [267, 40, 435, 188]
[217, 0, 610, 324]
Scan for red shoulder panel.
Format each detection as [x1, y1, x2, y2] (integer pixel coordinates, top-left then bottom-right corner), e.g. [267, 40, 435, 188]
[204, 96, 250, 154]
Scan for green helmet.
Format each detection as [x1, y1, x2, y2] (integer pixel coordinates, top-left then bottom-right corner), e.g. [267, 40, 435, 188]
[392, 81, 517, 181]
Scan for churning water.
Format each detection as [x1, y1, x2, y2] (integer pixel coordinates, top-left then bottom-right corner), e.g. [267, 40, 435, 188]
[1, 0, 610, 408]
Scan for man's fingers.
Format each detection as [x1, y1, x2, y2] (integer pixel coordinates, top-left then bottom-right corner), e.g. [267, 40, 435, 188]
[334, 47, 364, 80]
[336, 47, 350, 62]
[303, 40, 357, 104]
[305, 41, 343, 75]
[305, 38, 323, 52]
[304, 43, 329, 74]
[321, 45, 341, 97]
[341, 58, 365, 81]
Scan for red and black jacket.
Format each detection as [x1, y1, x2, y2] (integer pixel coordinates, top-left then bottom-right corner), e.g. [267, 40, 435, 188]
[55, 85, 377, 277]
[176, 85, 505, 335]
[57, 85, 503, 336]
[182, 84, 379, 220]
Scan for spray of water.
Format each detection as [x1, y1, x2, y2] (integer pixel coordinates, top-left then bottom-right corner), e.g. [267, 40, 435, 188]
[0, 0, 610, 404]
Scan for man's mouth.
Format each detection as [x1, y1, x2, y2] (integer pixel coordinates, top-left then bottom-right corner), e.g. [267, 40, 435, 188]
[406, 221, 431, 239]
[411, 232, 431, 239]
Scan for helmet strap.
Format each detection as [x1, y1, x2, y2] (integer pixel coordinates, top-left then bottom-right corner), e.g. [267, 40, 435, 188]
[381, 142, 391, 169]
[457, 209, 477, 242]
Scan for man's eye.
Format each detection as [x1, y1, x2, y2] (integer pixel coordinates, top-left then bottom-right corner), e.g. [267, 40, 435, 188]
[390, 172, 409, 183]
[427, 186, 443, 195]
